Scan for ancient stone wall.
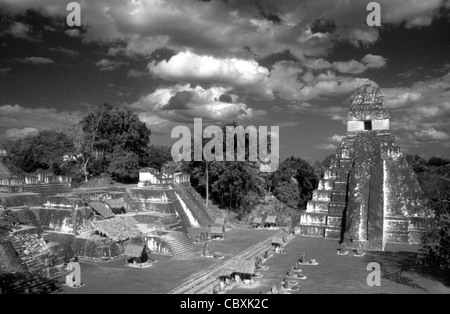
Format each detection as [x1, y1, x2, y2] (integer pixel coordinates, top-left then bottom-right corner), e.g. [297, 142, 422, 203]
[299, 84, 431, 251]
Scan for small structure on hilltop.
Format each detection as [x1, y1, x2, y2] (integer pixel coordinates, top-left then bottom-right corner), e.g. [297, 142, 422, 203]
[124, 243, 152, 267]
[214, 217, 226, 226]
[137, 168, 190, 187]
[211, 226, 225, 240]
[131, 168, 213, 228]
[264, 216, 277, 228]
[89, 201, 115, 219]
[299, 84, 432, 251]
[252, 217, 263, 228]
[229, 260, 256, 284]
[271, 237, 284, 250]
[0, 171, 72, 194]
[218, 270, 232, 291]
[104, 199, 127, 215]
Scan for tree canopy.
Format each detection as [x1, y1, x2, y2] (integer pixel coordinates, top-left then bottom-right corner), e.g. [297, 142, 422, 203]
[74, 103, 151, 182]
[145, 145, 173, 171]
[80, 103, 151, 161]
[411, 158, 450, 271]
[272, 156, 319, 209]
[3, 130, 75, 174]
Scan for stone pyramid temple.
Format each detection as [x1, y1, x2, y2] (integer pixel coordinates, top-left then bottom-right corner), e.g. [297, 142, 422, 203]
[299, 84, 431, 251]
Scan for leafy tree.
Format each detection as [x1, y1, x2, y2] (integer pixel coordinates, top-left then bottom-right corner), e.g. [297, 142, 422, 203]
[146, 145, 172, 170]
[427, 157, 450, 168]
[272, 157, 318, 209]
[271, 169, 300, 208]
[211, 161, 263, 215]
[80, 103, 151, 161]
[161, 160, 185, 174]
[0, 209, 20, 236]
[410, 157, 450, 271]
[3, 130, 74, 174]
[406, 154, 429, 173]
[62, 109, 104, 182]
[107, 148, 140, 183]
[187, 121, 269, 212]
[3, 137, 35, 173]
[31, 130, 75, 173]
[313, 154, 334, 179]
[66, 104, 151, 182]
[418, 170, 450, 271]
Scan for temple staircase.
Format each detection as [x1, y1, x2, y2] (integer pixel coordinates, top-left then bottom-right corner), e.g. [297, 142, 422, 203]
[163, 231, 196, 256]
[299, 135, 356, 239]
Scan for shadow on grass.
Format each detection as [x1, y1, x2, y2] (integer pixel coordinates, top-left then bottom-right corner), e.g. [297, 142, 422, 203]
[366, 251, 450, 291]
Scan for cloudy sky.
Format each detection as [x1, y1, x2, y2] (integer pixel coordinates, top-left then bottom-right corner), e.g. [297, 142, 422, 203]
[0, 0, 449, 162]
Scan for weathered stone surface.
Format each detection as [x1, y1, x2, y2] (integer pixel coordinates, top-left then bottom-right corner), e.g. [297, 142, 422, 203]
[348, 84, 389, 121]
[299, 84, 431, 250]
[346, 134, 385, 245]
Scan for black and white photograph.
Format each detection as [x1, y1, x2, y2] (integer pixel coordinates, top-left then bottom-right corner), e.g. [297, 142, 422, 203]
[0, 0, 449, 300]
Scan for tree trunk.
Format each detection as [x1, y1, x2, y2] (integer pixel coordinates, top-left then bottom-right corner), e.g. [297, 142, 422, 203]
[84, 169, 89, 183]
[82, 158, 89, 183]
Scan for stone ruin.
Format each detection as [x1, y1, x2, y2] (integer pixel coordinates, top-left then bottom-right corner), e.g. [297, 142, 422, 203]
[299, 84, 432, 251]
[0, 173, 72, 195]
[132, 168, 213, 227]
[137, 167, 190, 187]
[0, 166, 213, 268]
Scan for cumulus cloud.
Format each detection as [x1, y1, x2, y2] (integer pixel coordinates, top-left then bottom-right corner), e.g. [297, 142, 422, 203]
[65, 29, 81, 37]
[332, 54, 387, 74]
[129, 84, 266, 132]
[285, 102, 313, 112]
[0, 67, 11, 74]
[0, 0, 444, 61]
[384, 90, 422, 109]
[332, 60, 368, 75]
[361, 54, 387, 69]
[127, 69, 148, 78]
[382, 72, 450, 145]
[145, 50, 383, 104]
[20, 57, 54, 65]
[382, 0, 445, 28]
[0, 104, 81, 139]
[5, 127, 39, 140]
[49, 47, 79, 58]
[148, 51, 270, 88]
[315, 143, 337, 150]
[329, 134, 345, 143]
[3, 22, 38, 41]
[268, 61, 376, 102]
[415, 128, 450, 141]
[96, 59, 127, 71]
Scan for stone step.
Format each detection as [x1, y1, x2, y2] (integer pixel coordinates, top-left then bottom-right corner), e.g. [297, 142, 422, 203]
[164, 231, 196, 255]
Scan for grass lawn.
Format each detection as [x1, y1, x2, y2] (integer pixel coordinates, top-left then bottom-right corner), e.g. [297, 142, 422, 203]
[227, 236, 450, 294]
[58, 227, 277, 294]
